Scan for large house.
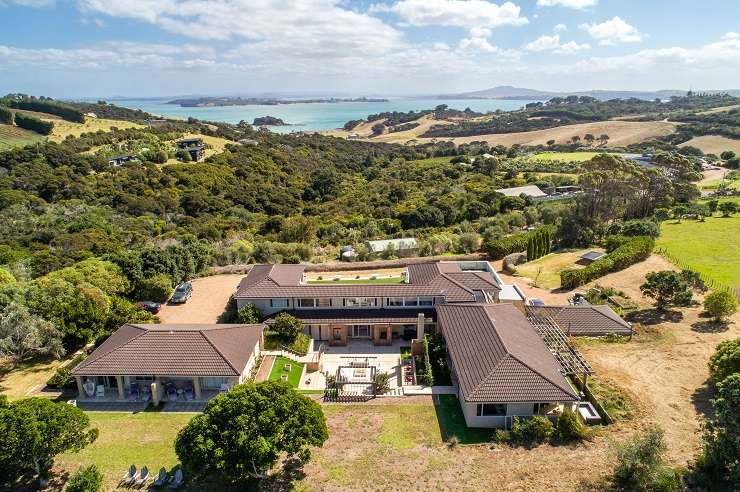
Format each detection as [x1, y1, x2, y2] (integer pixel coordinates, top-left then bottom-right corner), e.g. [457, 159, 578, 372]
[234, 261, 525, 346]
[71, 324, 263, 405]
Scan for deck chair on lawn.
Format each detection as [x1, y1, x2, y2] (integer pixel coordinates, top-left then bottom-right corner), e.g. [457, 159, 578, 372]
[120, 464, 136, 486]
[168, 468, 184, 489]
[135, 466, 150, 488]
[153, 467, 168, 487]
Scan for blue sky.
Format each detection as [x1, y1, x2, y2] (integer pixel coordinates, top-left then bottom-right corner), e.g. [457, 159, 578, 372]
[1, 0, 739, 97]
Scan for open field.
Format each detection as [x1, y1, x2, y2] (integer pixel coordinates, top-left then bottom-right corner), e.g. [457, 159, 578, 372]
[696, 104, 740, 115]
[657, 214, 740, 289]
[528, 151, 607, 162]
[514, 249, 595, 289]
[48, 117, 145, 141]
[679, 135, 740, 155]
[57, 411, 191, 490]
[0, 123, 45, 150]
[416, 120, 677, 147]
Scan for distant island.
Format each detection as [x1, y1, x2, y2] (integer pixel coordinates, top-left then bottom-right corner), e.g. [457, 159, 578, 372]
[166, 96, 388, 107]
[438, 85, 740, 101]
[253, 116, 288, 126]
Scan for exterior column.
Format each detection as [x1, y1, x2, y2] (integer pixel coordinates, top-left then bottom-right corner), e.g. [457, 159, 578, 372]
[116, 376, 124, 400]
[75, 376, 84, 396]
[416, 313, 425, 340]
[193, 377, 202, 400]
[151, 381, 160, 406]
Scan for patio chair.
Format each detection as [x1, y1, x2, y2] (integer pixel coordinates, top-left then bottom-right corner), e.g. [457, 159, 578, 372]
[166, 383, 178, 401]
[120, 464, 136, 486]
[83, 379, 96, 397]
[153, 467, 168, 487]
[129, 383, 139, 401]
[95, 384, 105, 398]
[168, 469, 184, 489]
[140, 385, 151, 402]
[184, 383, 194, 401]
[135, 466, 150, 488]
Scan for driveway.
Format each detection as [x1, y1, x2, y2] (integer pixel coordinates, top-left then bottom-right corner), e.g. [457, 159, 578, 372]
[157, 274, 243, 324]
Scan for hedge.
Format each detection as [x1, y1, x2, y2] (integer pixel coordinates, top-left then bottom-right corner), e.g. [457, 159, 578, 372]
[560, 236, 654, 289]
[9, 99, 85, 123]
[485, 224, 556, 260]
[0, 106, 13, 124]
[14, 113, 54, 135]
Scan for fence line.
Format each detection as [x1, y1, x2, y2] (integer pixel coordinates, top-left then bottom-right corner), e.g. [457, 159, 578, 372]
[655, 248, 740, 302]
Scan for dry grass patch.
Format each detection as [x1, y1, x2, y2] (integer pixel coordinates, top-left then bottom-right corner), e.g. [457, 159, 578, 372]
[679, 135, 740, 155]
[514, 249, 597, 289]
[48, 117, 144, 141]
[0, 357, 65, 400]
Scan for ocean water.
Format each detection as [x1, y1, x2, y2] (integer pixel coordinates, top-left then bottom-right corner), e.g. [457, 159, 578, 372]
[111, 97, 532, 133]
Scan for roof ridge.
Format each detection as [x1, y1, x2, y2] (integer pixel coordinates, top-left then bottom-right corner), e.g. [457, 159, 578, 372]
[200, 330, 240, 375]
[439, 273, 476, 295]
[507, 353, 576, 399]
[469, 352, 512, 398]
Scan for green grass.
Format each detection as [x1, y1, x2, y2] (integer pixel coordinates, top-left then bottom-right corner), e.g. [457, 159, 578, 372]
[377, 405, 443, 449]
[514, 249, 593, 289]
[268, 356, 304, 387]
[0, 123, 45, 150]
[700, 177, 740, 190]
[657, 214, 740, 289]
[586, 377, 633, 421]
[307, 276, 405, 284]
[434, 395, 492, 444]
[528, 151, 609, 162]
[57, 411, 191, 490]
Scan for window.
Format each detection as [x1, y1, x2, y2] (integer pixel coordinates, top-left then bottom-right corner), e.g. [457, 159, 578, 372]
[476, 403, 506, 416]
[270, 298, 288, 308]
[333, 328, 342, 341]
[298, 298, 316, 308]
[344, 297, 376, 307]
[418, 297, 434, 306]
[318, 298, 332, 307]
[404, 297, 419, 307]
[387, 297, 404, 307]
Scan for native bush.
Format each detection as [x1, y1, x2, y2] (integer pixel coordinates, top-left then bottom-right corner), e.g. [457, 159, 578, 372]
[508, 416, 554, 446]
[65, 464, 103, 492]
[0, 107, 13, 124]
[555, 408, 589, 441]
[9, 99, 85, 123]
[708, 338, 740, 385]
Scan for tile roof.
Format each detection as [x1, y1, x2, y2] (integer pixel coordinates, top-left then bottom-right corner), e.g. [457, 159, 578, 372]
[72, 324, 264, 377]
[526, 305, 632, 336]
[437, 304, 577, 403]
[264, 309, 436, 325]
[495, 185, 547, 198]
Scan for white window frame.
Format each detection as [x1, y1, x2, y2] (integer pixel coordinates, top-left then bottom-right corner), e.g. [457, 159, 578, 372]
[476, 403, 506, 416]
[270, 298, 289, 308]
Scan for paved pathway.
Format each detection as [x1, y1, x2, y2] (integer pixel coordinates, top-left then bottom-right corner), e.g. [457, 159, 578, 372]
[255, 355, 275, 382]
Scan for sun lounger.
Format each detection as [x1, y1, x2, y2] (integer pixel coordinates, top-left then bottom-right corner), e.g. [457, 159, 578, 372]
[184, 383, 194, 401]
[153, 467, 168, 487]
[168, 469, 184, 489]
[135, 466, 150, 487]
[129, 383, 139, 401]
[95, 384, 105, 398]
[120, 464, 136, 486]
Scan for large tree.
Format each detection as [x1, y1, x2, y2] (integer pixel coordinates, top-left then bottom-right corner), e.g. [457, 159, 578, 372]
[0, 302, 64, 364]
[175, 382, 328, 483]
[708, 338, 740, 385]
[640, 271, 693, 310]
[0, 398, 98, 488]
[696, 374, 740, 488]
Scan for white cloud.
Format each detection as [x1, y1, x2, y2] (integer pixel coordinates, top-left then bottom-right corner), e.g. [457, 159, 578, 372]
[722, 32, 738, 40]
[553, 23, 567, 33]
[2, 0, 55, 6]
[371, 0, 528, 29]
[524, 34, 590, 54]
[580, 16, 643, 45]
[537, 0, 596, 9]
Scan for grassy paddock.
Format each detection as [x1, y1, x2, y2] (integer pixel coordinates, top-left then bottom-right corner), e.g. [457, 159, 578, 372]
[48, 117, 144, 141]
[514, 249, 594, 289]
[528, 151, 608, 162]
[0, 357, 66, 400]
[657, 214, 740, 289]
[0, 123, 45, 150]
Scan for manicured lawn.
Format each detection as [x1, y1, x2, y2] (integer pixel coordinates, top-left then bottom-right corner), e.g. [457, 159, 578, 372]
[0, 357, 65, 400]
[268, 356, 304, 387]
[528, 151, 608, 162]
[307, 276, 405, 284]
[434, 395, 492, 444]
[514, 249, 594, 289]
[57, 411, 191, 490]
[657, 214, 740, 289]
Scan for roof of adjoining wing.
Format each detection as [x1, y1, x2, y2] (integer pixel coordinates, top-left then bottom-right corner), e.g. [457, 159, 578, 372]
[234, 263, 498, 303]
[437, 304, 578, 403]
[72, 324, 264, 377]
[526, 305, 632, 337]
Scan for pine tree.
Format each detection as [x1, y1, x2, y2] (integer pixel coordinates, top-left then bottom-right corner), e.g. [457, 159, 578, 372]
[527, 236, 535, 261]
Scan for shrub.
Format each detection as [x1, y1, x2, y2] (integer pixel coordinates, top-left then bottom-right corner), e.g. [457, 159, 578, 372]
[509, 416, 554, 446]
[561, 236, 653, 289]
[0, 268, 15, 286]
[135, 273, 172, 302]
[604, 234, 631, 253]
[679, 269, 707, 292]
[485, 225, 555, 260]
[373, 372, 391, 394]
[0, 106, 13, 124]
[65, 464, 103, 492]
[555, 409, 588, 441]
[14, 113, 54, 135]
[640, 271, 693, 310]
[238, 303, 262, 324]
[708, 338, 740, 385]
[415, 336, 435, 386]
[703, 290, 738, 321]
[612, 426, 681, 491]
[47, 352, 88, 389]
[272, 312, 303, 341]
[620, 219, 660, 238]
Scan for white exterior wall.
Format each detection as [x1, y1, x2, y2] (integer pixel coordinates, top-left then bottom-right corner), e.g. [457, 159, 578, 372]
[462, 400, 578, 428]
[236, 298, 278, 316]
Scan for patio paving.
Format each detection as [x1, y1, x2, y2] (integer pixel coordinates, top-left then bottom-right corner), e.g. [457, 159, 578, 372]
[74, 400, 149, 412]
[320, 339, 408, 390]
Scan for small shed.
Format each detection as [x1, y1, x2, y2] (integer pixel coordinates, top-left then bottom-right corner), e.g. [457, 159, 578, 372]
[579, 251, 606, 264]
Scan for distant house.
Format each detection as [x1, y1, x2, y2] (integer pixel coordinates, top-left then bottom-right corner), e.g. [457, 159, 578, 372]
[85, 112, 97, 118]
[579, 251, 606, 264]
[239, 138, 258, 146]
[495, 185, 547, 199]
[365, 237, 418, 258]
[176, 137, 205, 161]
[107, 154, 136, 166]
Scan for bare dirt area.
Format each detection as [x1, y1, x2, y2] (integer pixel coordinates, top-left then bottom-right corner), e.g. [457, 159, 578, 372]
[156, 274, 242, 324]
[415, 120, 676, 147]
[700, 166, 730, 184]
[680, 135, 740, 155]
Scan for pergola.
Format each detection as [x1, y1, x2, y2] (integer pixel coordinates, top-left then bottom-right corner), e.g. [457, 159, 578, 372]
[335, 358, 378, 398]
[527, 312, 593, 385]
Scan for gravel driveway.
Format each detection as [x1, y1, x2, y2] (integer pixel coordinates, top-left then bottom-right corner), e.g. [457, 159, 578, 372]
[157, 273, 243, 324]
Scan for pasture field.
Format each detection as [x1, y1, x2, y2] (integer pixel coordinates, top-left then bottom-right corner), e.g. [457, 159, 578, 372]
[657, 213, 740, 289]
[679, 135, 740, 155]
[48, 117, 145, 141]
[528, 151, 606, 162]
[514, 249, 595, 289]
[0, 123, 45, 149]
